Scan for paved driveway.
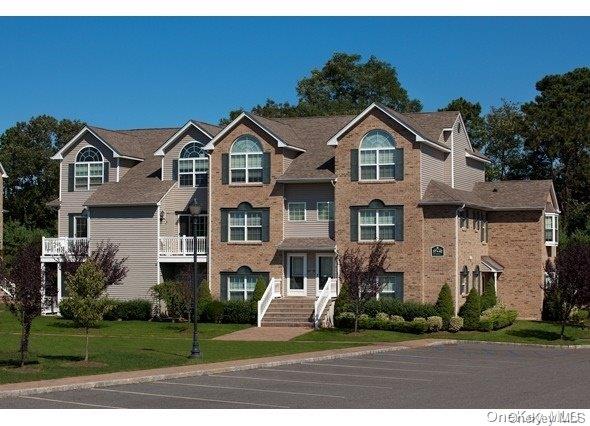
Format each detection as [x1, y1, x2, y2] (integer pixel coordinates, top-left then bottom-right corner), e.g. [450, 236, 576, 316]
[1, 343, 588, 409]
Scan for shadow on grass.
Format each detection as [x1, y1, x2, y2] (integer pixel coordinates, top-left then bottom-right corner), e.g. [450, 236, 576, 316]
[163, 324, 189, 333]
[0, 359, 40, 367]
[505, 329, 574, 341]
[48, 320, 108, 330]
[38, 354, 84, 362]
[139, 347, 188, 359]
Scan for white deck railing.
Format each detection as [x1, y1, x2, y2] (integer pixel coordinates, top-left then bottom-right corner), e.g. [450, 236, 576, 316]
[42, 237, 89, 256]
[257, 278, 282, 327]
[314, 277, 335, 329]
[158, 236, 207, 256]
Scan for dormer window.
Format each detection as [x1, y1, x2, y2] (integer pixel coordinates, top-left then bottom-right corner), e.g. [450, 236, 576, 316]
[179, 142, 208, 187]
[230, 135, 263, 184]
[74, 147, 104, 191]
[545, 213, 559, 246]
[359, 130, 396, 181]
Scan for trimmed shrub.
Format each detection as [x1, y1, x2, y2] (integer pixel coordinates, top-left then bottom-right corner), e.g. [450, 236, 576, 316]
[203, 300, 224, 323]
[334, 312, 355, 329]
[427, 316, 443, 332]
[376, 312, 389, 322]
[334, 282, 351, 316]
[105, 299, 152, 321]
[408, 317, 429, 334]
[374, 317, 391, 330]
[481, 304, 518, 330]
[448, 316, 463, 333]
[390, 315, 405, 323]
[197, 281, 213, 318]
[251, 277, 267, 303]
[542, 285, 560, 321]
[480, 279, 497, 311]
[358, 314, 374, 330]
[478, 317, 494, 331]
[435, 284, 454, 328]
[459, 287, 481, 330]
[223, 300, 256, 324]
[58, 297, 75, 320]
[570, 308, 589, 327]
[150, 281, 191, 320]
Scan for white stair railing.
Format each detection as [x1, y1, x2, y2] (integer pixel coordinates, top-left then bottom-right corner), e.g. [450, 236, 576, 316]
[257, 278, 282, 327]
[314, 277, 334, 329]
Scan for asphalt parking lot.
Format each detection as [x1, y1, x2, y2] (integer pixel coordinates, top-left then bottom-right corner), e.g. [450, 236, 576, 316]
[1, 342, 588, 409]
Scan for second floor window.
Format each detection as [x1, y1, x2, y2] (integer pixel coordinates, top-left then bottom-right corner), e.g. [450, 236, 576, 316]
[73, 215, 88, 238]
[317, 201, 334, 221]
[229, 211, 262, 242]
[359, 130, 396, 181]
[288, 202, 306, 221]
[481, 212, 488, 243]
[75, 147, 104, 191]
[230, 136, 263, 184]
[545, 213, 559, 245]
[359, 208, 395, 241]
[179, 142, 208, 187]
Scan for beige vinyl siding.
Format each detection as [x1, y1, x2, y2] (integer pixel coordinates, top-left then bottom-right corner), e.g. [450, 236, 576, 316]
[89, 206, 158, 301]
[58, 133, 117, 237]
[162, 126, 211, 181]
[452, 117, 485, 191]
[159, 187, 208, 237]
[117, 158, 138, 181]
[283, 183, 334, 239]
[420, 144, 447, 195]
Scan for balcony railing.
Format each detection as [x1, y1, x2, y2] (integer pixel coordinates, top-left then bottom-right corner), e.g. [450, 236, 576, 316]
[159, 236, 207, 256]
[42, 237, 89, 256]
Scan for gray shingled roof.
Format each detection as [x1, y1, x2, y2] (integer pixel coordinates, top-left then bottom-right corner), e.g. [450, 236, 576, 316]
[421, 179, 557, 211]
[277, 237, 336, 251]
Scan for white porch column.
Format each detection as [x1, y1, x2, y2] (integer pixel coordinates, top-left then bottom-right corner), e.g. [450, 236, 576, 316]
[57, 263, 62, 308]
[40, 262, 46, 314]
[493, 272, 498, 293]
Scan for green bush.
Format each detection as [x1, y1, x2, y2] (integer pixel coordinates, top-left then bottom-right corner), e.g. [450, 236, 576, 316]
[408, 317, 429, 334]
[427, 316, 443, 332]
[361, 298, 437, 320]
[459, 287, 481, 330]
[334, 282, 351, 316]
[203, 300, 225, 323]
[58, 298, 75, 320]
[542, 285, 560, 321]
[374, 313, 391, 330]
[390, 315, 405, 323]
[197, 281, 213, 318]
[358, 314, 374, 330]
[448, 316, 463, 332]
[223, 300, 256, 324]
[570, 308, 589, 327]
[104, 299, 152, 321]
[251, 277, 267, 303]
[435, 284, 454, 328]
[150, 281, 191, 320]
[478, 317, 494, 331]
[334, 312, 355, 329]
[480, 304, 518, 330]
[480, 279, 497, 311]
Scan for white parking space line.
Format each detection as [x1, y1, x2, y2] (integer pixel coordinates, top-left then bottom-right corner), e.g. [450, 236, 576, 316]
[301, 362, 468, 375]
[156, 381, 345, 399]
[213, 374, 398, 390]
[352, 357, 499, 369]
[259, 368, 432, 382]
[92, 387, 289, 408]
[19, 395, 122, 409]
[378, 352, 526, 365]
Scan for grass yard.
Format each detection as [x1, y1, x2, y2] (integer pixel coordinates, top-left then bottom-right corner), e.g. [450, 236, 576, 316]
[0, 307, 359, 384]
[295, 320, 590, 346]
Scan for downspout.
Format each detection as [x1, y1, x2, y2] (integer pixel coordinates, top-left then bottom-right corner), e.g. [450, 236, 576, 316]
[331, 178, 338, 295]
[454, 203, 465, 315]
[207, 152, 212, 291]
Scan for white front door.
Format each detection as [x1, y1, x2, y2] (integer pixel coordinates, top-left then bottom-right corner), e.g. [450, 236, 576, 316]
[287, 254, 307, 296]
[316, 254, 335, 296]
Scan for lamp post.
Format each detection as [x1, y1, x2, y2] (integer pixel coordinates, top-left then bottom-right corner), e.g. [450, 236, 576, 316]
[188, 200, 202, 358]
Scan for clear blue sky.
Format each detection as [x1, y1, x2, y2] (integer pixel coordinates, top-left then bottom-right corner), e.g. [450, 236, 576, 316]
[0, 17, 588, 132]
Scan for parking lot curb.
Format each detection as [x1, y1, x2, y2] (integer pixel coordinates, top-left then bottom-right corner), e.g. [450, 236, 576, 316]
[456, 339, 590, 349]
[0, 339, 452, 399]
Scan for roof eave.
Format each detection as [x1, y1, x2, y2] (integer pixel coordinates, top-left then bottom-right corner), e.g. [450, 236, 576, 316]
[276, 177, 335, 183]
[154, 121, 213, 156]
[418, 200, 545, 211]
[52, 126, 124, 160]
[465, 151, 491, 164]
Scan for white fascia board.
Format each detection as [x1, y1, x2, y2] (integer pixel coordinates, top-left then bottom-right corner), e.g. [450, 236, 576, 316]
[154, 120, 214, 156]
[465, 150, 491, 164]
[327, 102, 450, 153]
[51, 126, 133, 161]
[0, 162, 7, 178]
[202, 112, 305, 153]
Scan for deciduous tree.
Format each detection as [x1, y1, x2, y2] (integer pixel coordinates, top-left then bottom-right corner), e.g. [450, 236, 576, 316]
[439, 97, 486, 149]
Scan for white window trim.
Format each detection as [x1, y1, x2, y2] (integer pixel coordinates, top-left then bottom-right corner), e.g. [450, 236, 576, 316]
[460, 267, 469, 295]
[178, 158, 208, 188]
[73, 215, 88, 238]
[358, 147, 396, 181]
[317, 201, 334, 222]
[229, 137, 264, 184]
[228, 275, 256, 301]
[545, 213, 559, 246]
[74, 161, 105, 191]
[358, 208, 396, 242]
[288, 202, 307, 222]
[177, 213, 208, 237]
[228, 211, 262, 242]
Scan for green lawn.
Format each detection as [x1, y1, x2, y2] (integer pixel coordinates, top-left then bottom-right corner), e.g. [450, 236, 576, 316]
[295, 320, 590, 346]
[0, 307, 359, 384]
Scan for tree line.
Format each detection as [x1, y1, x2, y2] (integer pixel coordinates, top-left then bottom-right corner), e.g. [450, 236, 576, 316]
[1, 53, 588, 249]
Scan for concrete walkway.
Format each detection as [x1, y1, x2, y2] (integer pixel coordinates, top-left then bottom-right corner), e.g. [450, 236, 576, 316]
[0, 339, 454, 398]
[213, 326, 312, 341]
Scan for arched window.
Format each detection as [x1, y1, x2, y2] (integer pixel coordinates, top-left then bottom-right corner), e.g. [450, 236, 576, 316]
[359, 130, 396, 181]
[230, 135, 263, 183]
[460, 266, 469, 295]
[75, 147, 104, 191]
[179, 142, 208, 187]
[472, 266, 481, 293]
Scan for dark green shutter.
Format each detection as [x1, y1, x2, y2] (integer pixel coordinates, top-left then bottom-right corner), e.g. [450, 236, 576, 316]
[395, 206, 404, 241]
[220, 273, 228, 301]
[221, 154, 229, 184]
[220, 209, 228, 242]
[68, 163, 75, 192]
[395, 273, 404, 300]
[350, 149, 358, 182]
[68, 213, 75, 237]
[262, 152, 271, 184]
[350, 207, 358, 241]
[261, 208, 270, 242]
[394, 148, 404, 180]
[172, 159, 178, 181]
[103, 162, 109, 183]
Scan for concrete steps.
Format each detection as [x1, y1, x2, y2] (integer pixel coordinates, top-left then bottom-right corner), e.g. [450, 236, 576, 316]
[261, 297, 315, 328]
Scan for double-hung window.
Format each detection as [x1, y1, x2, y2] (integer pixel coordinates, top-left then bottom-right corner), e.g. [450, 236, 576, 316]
[459, 209, 468, 229]
[228, 275, 257, 300]
[545, 214, 559, 245]
[359, 130, 396, 181]
[178, 142, 208, 187]
[230, 136, 263, 184]
[229, 211, 262, 242]
[359, 208, 395, 241]
[74, 147, 104, 191]
[480, 212, 488, 243]
[73, 215, 88, 238]
[317, 201, 334, 221]
[288, 202, 306, 221]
